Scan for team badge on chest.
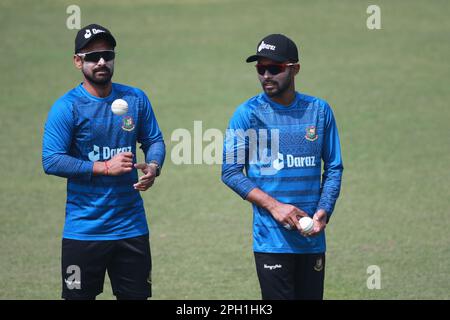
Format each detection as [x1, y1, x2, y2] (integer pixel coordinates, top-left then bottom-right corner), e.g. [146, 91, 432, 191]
[305, 126, 318, 141]
[121, 116, 135, 131]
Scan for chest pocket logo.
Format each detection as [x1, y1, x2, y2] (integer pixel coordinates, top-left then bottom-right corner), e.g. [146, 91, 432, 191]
[121, 116, 135, 132]
[305, 126, 318, 141]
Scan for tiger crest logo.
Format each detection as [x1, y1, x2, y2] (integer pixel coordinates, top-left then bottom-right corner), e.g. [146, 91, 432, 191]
[121, 116, 135, 132]
[314, 257, 324, 272]
[305, 126, 318, 141]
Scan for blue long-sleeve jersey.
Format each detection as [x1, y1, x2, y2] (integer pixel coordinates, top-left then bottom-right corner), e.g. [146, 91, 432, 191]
[222, 92, 343, 253]
[42, 83, 165, 240]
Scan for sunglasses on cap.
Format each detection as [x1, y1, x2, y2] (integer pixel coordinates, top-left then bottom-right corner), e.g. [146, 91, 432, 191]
[255, 63, 297, 76]
[76, 50, 115, 62]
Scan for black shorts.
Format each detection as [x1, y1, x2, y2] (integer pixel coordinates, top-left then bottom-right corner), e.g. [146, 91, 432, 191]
[61, 234, 152, 300]
[254, 252, 325, 300]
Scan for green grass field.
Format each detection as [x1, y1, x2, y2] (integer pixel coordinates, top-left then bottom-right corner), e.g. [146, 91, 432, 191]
[0, 0, 449, 300]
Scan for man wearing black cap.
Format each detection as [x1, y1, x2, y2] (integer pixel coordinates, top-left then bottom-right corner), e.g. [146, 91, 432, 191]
[42, 24, 165, 300]
[222, 34, 343, 299]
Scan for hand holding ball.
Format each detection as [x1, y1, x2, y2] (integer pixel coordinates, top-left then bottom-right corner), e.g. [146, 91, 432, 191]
[299, 217, 314, 234]
[283, 216, 314, 234]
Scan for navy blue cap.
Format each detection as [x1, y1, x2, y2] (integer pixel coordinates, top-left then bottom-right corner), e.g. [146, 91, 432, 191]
[246, 34, 299, 63]
[75, 24, 116, 53]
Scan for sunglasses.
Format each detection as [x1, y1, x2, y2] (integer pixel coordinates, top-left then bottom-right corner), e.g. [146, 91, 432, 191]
[77, 50, 115, 62]
[255, 63, 296, 75]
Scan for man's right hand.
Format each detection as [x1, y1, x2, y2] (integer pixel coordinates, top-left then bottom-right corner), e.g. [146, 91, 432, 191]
[246, 188, 309, 231]
[106, 152, 134, 176]
[269, 202, 309, 231]
[93, 152, 134, 176]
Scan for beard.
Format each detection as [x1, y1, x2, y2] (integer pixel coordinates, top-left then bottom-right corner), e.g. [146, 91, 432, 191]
[83, 65, 114, 86]
[261, 71, 292, 98]
[262, 79, 290, 98]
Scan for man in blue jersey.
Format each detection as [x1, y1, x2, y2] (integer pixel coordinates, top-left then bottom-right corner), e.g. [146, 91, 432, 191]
[42, 24, 165, 300]
[222, 34, 343, 300]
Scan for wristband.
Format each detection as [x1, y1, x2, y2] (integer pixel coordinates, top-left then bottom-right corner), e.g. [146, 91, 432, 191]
[104, 161, 109, 176]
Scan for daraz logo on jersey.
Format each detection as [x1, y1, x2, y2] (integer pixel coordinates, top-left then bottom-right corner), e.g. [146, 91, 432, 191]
[260, 152, 317, 176]
[88, 145, 132, 161]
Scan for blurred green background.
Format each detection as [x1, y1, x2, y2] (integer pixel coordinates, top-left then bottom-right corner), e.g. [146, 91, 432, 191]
[0, 0, 449, 299]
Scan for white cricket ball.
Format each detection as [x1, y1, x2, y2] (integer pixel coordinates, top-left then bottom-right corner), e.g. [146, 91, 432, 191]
[299, 217, 314, 233]
[111, 99, 128, 115]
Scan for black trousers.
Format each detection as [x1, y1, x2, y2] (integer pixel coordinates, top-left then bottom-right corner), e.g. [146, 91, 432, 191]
[61, 234, 152, 300]
[254, 252, 325, 300]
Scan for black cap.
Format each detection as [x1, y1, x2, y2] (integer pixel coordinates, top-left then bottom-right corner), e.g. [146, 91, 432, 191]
[246, 34, 299, 63]
[74, 24, 116, 53]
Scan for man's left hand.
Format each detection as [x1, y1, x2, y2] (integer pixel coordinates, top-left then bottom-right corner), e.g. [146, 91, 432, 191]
[133, 163, 158, 191]
[307, 209, 328, 236]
